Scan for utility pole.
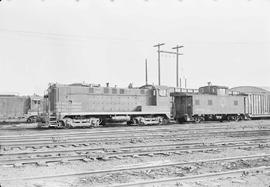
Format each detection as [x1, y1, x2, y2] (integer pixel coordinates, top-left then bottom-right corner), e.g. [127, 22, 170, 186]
[145, 59, 148, 85]
[153, 43, 165, 86]
[172, 45, 184, 87]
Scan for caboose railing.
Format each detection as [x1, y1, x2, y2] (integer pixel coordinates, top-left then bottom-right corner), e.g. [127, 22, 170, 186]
[173, 88, 199, 93]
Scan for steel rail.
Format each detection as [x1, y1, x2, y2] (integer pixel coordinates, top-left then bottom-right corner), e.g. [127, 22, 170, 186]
[1, 128, 270, 143]
[1, 129, 270, 147]
[0, 125, 233, 139]
[0, 124, 268, 140]
[0, 141, 268, 167]
[1, 137, 268, 157]
[1, 154, 270, 181]
[112, 166, 270, 187]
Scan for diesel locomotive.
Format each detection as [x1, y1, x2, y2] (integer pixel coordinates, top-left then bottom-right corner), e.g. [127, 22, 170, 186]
[39, 83, 177, 128]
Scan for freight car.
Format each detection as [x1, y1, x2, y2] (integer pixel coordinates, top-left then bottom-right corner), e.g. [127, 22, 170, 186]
[230, 86, 270, 119]
[39, 83, 174, 128]
[0, 94, 43, 123]
[171, 84, 248, 122]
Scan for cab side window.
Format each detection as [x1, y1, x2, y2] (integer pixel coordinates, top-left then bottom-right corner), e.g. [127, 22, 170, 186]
[158, 89, 167, 97]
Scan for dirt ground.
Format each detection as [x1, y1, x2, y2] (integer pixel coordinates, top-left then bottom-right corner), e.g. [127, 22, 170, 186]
[1, 120, 270, 187]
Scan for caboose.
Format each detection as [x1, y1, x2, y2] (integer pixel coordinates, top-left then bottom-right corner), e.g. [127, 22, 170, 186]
[39, 83, 174, 128]
[171, 84, 248, 122]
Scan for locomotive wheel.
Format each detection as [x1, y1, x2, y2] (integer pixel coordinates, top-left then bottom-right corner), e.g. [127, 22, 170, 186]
[227, 116, 233, 121]
[64, 118, 72, 128]
[158, 117, 169, 125]
[194, 117, 201, 123]
[27, 116, 37, 123]
[57, 121, 65, 129]
[132, 118, 139, 126]
[26, 118, 32, 123]
[234, 115, 240, 121]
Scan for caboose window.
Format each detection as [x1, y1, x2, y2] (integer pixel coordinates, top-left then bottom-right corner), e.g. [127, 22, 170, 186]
[195, 100, 200, 105]
[234, 100, 238, 105]
[104, 88, 109, 94]
[112, 88, 117, 94]
[89, 88, 94, 93]
[208, 100, 213, 105]
[140, 90, 145, 94]
[120, 89, 125, 94]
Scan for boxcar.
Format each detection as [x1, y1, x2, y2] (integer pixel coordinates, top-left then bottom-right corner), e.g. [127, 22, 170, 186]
[171, 85, 247, 122]
[0, 95, 29, 122]
[230, 86, 270, 118]
[40, 83, 174, 128]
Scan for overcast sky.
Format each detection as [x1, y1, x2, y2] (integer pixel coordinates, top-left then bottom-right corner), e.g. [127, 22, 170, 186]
[0, 0, 269, 95]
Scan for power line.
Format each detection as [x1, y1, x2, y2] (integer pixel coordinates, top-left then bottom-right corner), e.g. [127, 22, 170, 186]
[1, 28, 269, 45]
[0, 28, 148, 43]
[153, 43, 165, 86]
[172, 45, 184, 87]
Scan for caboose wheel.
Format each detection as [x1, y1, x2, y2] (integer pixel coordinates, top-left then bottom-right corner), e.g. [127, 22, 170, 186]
[234, 115, 240, 121]
[57, 121, 65, 128]
[194, 116, 202, 123]
[63, 118, 72, 128]
[162, 118, 169, 125]
[194, 117, 200, 123]
[132, 118, 139, 126]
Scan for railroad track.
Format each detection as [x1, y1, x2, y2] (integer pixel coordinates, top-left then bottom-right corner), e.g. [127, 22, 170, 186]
[1, 128, 270, 143]
[1, 119, 268, 134]
[1, 129, 270, 152]
[1, 137, 269, 156]
[1, 122, 269, 140]
[112, 166, 270, 187]
[0, 138, 269, 167]
[1, 154, 270, 184]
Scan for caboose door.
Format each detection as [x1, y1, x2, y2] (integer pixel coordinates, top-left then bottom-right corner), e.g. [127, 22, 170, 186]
[179, 96, 193, 120]
[185, 96, 193, 117]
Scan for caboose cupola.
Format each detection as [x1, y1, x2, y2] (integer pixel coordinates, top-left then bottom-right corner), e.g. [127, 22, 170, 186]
[199, 83, 228, 95]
